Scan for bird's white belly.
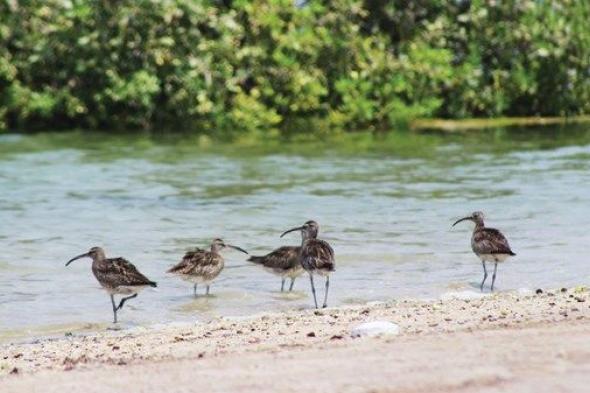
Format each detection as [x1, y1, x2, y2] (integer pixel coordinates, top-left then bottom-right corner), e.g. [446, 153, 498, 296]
[264, 266, 304, 278]
[312, 269, 332, 277]
[480, 254, 511, 263]
[106, 285, 148, 295]
[180, 275, 212, 285]
[286, 267, 304, 279]
[263, 266, 284, 277]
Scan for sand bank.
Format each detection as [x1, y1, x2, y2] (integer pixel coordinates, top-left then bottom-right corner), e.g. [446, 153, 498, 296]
[2, 287, 589, 392]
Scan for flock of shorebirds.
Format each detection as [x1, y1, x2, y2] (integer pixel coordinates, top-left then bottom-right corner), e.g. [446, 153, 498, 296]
[66, 212, 515, 323]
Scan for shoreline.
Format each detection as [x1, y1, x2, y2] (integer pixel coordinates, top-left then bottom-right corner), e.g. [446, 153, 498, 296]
[2, 286, 589, 389]
[411, 115, 590, 131]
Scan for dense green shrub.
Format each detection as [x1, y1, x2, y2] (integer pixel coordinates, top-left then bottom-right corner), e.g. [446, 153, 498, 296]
[0, 0, 589, 135]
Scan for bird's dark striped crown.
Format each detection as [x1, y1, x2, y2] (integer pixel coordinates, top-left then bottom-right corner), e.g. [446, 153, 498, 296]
[87, 246, 106, 260]
[471, 211, 485, 221]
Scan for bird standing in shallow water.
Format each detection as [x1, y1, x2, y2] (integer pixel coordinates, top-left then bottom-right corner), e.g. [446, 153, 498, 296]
[167, 238, 248, 297]
[452, 211, 516, 292]
[247, 246, 303, 292]
[281, 220, 335, 308]
[66, 247, 157, 323]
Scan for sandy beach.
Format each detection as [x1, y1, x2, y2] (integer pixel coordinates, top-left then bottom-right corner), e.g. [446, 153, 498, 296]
[2, 287, 590, 392]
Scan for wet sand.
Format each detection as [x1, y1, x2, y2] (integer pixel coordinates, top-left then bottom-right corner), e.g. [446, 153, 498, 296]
[2, 287, 590, 392]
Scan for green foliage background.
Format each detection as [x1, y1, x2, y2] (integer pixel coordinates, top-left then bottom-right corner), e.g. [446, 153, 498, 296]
[1, 0, 589, 135]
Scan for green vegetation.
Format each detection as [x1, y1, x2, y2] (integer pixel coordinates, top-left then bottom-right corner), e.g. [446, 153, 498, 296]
[1, 0, 589, 136]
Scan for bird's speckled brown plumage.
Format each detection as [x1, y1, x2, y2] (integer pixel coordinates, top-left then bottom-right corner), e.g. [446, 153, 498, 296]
[300, 239, 335, 276]
[167, 248, 224, 284]
[93, 257, 157, 293]
[248, 246, 303, 291]
[168, 239, 248, 296]
[248, 246, 302, 275]
[472, 227, 515, 258]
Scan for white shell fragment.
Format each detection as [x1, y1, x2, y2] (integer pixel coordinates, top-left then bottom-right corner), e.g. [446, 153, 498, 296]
[351, 321, 400, 338]
[516, 288, 536, 296]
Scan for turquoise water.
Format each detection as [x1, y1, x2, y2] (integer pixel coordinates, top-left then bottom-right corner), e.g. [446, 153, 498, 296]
[1, 127, 590, 338]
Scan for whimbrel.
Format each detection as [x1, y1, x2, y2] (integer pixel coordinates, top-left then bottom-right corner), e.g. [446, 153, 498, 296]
[247, 246, 303, 292]
[281, 220, 335, 308]
[452, 211, 516, 292]
[66, 247, 157, 323]
[167, 238, 248, 297]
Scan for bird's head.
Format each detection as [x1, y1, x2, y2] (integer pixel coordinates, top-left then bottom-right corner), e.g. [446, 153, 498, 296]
[211, 238, 248, 254]
[452, 211, 485, 228]
[281, 220, 319, 240]
[65, 246, 105, 266]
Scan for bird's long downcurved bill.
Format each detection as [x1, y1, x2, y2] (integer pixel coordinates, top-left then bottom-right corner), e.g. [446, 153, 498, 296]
[227, 245, 249, 254]
[65, 252, 89, 266]
[452, 217, 472, 227]
[280, 226, 304, 238]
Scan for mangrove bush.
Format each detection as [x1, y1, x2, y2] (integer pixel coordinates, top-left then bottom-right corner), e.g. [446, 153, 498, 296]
[1, 0, 589, 135]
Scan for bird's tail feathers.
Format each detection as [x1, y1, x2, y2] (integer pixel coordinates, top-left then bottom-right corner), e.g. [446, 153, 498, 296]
[247, 256, 265, 265]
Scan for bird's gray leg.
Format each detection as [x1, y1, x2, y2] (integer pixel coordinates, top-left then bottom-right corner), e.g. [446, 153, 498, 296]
[117, 293, 138, 311]
[281, 278, 285, 292]
[480, 261, 488, 292]
[491, 262, 498, 292]
[289, 277, 295, 292]
[110, 295, 118, 324]
[309, 274, 318, 309]
[193, 284, 197, 297]
[206, 285, 210, 296]
[322, 276, 330, 308]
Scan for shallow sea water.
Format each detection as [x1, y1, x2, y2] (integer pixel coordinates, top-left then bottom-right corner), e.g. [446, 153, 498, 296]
[1, 126, 589, 339]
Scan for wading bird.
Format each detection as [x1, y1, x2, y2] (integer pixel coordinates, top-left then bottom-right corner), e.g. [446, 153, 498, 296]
[452, 211, 516, 292]
[167, 238, 248, 297]
[281, 220, 335, 308]
[247, 246, 303, 292]
[66, 247, 157, 323]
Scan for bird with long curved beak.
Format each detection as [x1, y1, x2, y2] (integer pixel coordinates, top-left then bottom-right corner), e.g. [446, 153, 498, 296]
[167, 238, 248, 297]
[66, 246, 157, 323]
[281, 220, 335, 308]
[452, 211, 516, 292]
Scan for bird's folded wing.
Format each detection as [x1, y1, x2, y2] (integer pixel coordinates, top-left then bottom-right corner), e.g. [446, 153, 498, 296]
[262, 246, 301, 269]
[473, 228, 514, 255]
[168, 251, 221, 275]
[102, 257, 154, 286]
[167, 249, 204, 274]
[302, 240, 335, 271]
